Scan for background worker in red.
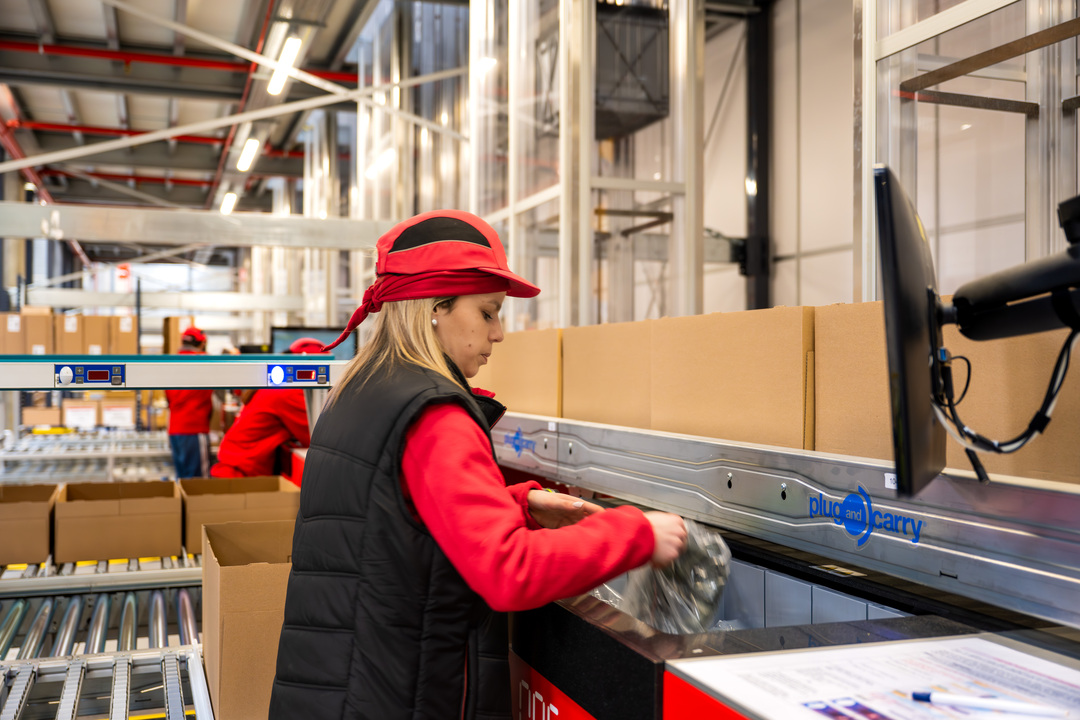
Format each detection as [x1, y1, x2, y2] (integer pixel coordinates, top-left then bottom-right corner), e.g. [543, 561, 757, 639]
[209, 337, 322, 478]
[270, 210, 687, 719]
[165, 326, 213, 479]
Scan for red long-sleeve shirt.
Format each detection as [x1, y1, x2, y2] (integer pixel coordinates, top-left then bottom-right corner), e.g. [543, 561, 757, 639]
[401, 403, 654, 612]
[211, 388, 310, 477]
[165, 350, 213, 435]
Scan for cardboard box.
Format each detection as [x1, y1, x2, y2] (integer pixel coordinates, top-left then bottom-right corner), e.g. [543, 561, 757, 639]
[180, 476, 299, 548]
[110, 316, 138, 354]
[22, 406, 61, 427]
[23, 314, 53, 355]
[164, 315, 196, 355]
[0, 312, 21, 354]
[100, 398, 136, 429]
[202, 520, 293, 720]
[814, 302, 893, 461]
[53, 315, 84, 355]
[651, 307, 816, 449]
[83, 316, 110, 355]
[562, 321, 653, 428]
[813, 301, 1080, 484]
[471, 328, 562, 417]
[0, 484, 59, 565]
[62, 399, 99, 429]
[20, 306, 52, 316]
[54, 481, 182, 563]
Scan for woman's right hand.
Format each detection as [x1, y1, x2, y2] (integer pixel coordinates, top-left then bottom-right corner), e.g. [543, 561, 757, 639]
[644, 512, 687, 568]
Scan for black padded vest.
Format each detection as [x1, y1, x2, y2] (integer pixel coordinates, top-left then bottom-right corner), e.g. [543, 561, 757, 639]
[269, 361, 511, 719]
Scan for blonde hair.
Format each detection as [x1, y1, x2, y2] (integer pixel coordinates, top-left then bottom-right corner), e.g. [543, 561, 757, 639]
[329, 296, 459, 405]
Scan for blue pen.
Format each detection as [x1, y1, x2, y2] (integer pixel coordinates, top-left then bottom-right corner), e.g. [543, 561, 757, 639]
[912, 691, 1069, 717]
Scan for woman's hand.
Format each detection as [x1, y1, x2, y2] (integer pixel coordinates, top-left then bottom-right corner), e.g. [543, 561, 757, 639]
[644, 512, 687, 568]
[527, 489, 604, 528]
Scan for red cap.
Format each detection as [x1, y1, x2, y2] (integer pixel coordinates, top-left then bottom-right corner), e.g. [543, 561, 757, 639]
[181, 326, 207, 344]
[288, 337, 327, 354]
[322, 210, 540, 351]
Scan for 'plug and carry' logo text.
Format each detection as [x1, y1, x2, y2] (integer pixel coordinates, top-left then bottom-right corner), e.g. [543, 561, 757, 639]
[505, 428, 537, 457]
[808, 487, 924, 546]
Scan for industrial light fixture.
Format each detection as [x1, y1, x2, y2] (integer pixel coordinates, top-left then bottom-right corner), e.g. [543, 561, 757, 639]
[236, 137, 261, 172]
[267, 36, 303, 96]
[220, 192, 238, 215]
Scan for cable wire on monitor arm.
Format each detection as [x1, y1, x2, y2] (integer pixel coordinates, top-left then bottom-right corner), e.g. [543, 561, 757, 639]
[932, 330, 1080, 483]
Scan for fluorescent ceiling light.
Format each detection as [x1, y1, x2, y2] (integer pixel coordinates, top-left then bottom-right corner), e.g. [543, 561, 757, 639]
[220, 192, 238, 215]
[236, 137, 261, 172]
[267, 36, 303, 96]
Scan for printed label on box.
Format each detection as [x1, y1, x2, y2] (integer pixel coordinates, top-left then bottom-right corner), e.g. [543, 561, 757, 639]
[65, 316, 78, 333]
[88, 344, 102, 355]
[7, 316, 19, 332]
[31, 345, 45, 355]
[64, 406, 97, 429]
[102, 405, 135, 428]
[120, 317, 133, 333]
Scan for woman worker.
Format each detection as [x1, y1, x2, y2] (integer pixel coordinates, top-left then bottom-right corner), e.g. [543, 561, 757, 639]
[208, 337, 322, 478]
[269, 210, 687, 719]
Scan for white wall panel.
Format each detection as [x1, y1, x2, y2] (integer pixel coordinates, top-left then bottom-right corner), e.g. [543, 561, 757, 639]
[800, 250, 853, 306]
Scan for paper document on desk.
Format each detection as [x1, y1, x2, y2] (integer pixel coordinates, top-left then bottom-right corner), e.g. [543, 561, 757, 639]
[669, 636, 1080, 719]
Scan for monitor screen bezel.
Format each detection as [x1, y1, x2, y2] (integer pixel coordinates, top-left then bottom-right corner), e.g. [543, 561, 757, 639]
[269, 326, 358, 362]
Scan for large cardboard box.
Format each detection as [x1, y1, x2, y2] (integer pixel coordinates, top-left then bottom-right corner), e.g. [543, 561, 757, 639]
[651, 307, 816, 449]
[181, 476, 300, 548]
[110, 316, 138, 354]
[814, 302, 893, 461]
[22, 406, 61, 427]
[53, 315, 84, 355]
[562, 321, 653, 428]
[471, 328, 562, 417]
[23, 314, 53, 355]
[202, 520, 293, 720]
[0, 312, 21, 354]
[0, 484, 59, 565]
[54, 481, 181, 563]
[83, 316, 110, 355]
[813, 301, 1080, 484]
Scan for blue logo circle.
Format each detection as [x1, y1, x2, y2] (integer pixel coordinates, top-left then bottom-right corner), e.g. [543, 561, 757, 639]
[840, 493, 868, 537]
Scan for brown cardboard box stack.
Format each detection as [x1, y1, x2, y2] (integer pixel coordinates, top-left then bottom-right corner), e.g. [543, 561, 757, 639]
[180, 476, 300, 548]
[83, 316, 110, 355]
[563, 320, 653, 429]
[163, 315, 196, 355]
[110, 315, 139, 354]
[54, 481, 182, 563]
[814, 301, 1080, 485]
[53, 314, 84, 354]
[24, 313, 53, 355]
[471, 328, 562, 417]
[0, 311, 137, 358]
[202, 520, 293, 720]
[0, 484, 59, 565]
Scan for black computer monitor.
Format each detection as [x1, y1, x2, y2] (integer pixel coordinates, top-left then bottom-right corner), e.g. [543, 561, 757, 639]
[270, 327, 358, 362]
[874, 165, 947, 497]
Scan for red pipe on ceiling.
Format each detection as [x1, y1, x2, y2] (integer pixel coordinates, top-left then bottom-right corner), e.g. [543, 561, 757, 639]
[9, 119, 225, 145]
[0, 39, 358, 83]
[41, 169, 213, 186]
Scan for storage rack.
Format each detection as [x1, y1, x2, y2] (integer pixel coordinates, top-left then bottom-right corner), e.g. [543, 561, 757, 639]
[0, 431, 185, 484]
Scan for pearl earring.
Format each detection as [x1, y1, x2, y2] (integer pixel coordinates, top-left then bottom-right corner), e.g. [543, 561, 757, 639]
[432, 318, 438, 327]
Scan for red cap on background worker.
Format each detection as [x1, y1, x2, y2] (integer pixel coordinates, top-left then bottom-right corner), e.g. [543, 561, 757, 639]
[208, 337, 326, 478]
[166, 326, 213, 479]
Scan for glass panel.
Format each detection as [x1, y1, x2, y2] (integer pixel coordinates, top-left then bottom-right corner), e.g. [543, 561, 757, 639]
[513, 0, 560, 200]
[507, 200, 559, 330]
[877, 0, 1011, 39]
[475, 0, 510, 216]
[876, 5, 1031, 293]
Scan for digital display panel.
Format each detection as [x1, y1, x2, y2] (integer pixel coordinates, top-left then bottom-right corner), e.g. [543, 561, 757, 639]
[87, 370, 111, 381]
[295, 370, 316, 380]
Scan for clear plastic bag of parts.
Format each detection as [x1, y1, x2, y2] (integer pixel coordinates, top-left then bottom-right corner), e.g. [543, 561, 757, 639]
[592, 519, 736, 634]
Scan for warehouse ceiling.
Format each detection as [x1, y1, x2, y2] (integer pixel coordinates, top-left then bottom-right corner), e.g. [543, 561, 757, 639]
[0, 0, 756, 266]
[0, 0, 378, 223]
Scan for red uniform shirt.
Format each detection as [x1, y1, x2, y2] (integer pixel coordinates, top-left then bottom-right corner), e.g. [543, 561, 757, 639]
[165, 350, 213, 435]
[401, 403, 654, 612]
[211, 389, 310, 477]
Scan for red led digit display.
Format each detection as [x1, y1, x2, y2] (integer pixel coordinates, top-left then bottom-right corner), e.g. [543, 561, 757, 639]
[87, 370, 110, 381]
[296, 370, 316, 381]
